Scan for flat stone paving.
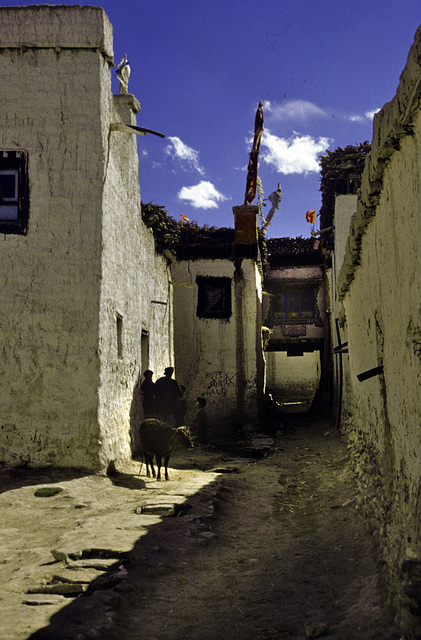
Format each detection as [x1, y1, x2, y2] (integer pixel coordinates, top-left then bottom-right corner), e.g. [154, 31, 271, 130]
[0, 455, 221, 640]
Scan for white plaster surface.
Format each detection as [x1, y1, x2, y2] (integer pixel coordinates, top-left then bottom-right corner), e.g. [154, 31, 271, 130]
[333, 195, 357, 277]
[0, 6, 173, 470]
[172, 258, 263, 431]
[265, 350, 321, 411]
[0, 5, 113, 58]
[334, 26, 421, 612]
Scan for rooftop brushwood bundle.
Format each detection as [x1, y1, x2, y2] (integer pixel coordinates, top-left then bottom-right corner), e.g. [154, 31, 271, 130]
[142, 203, 269, 273]
[141, 202, 180, 258]
[266, 236, 323, 267]
[319, 142, 371, 229]
[267, 236, 316, 255]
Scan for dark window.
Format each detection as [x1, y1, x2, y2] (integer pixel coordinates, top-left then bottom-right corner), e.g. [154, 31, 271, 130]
[272, 285, 316, 323]
[197, 276, 232, 319]
[0, 150, 29, 234]
[116, 314, 123, 359]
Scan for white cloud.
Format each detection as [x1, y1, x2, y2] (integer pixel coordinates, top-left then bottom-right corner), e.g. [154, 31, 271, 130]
[349, 115, 366, 123]
[177, 181, 228, 209]
[264, 99, 327, 122]
[261, 130, 332, 175]
[365, 108, 381, 120]
[165, 136, 205, 175]
[348, 108, 381, 123]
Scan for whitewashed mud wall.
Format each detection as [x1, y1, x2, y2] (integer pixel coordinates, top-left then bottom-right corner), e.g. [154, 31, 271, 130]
[0, 6, 172, 470]
[326, 194, 357, 423]
[172, 258, 263, 433]
[0, 7, 112, 468]
[337, 26, 421, 637]
[265, 351, 321, 412]
[98, 91, 173, 470]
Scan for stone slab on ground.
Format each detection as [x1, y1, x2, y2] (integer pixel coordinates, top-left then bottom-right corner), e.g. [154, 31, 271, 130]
[51, 567, 105, 583]
[55, 511, 161, 556]
[0, 460, 220, 640]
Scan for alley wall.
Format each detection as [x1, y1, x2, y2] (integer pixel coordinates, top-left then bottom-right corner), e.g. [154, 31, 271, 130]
[172, 258, 263, 432]
[337, 25, 421, 635]
[97, 89, 174, 468]
[0, 7, 111, 468]
[0, 6, 173, 471]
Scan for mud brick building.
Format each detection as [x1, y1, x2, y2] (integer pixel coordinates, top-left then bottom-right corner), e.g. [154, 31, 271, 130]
[0, 6, 173, 471]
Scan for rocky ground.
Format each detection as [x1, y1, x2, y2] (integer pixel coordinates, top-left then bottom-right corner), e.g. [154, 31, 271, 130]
[1, 415, 401, 640]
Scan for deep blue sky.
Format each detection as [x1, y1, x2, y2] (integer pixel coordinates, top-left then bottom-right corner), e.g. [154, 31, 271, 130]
[4, 1, 421, 237]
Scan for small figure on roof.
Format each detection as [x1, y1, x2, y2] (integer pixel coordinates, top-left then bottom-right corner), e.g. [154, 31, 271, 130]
[116, 53, 130, 94]
[261, 182, 282, 233]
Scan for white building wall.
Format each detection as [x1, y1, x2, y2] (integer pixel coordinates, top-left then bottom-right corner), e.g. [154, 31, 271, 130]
[333, 195, 357, 278]
[327, 194, 358, 423]
[0, 6, 173, 470]
[97, 90, 173, 469]
[172, 258, 263, 432]
[335, 26, 421, 635]
[0, 7, 110, 468]
[342, 109, 421, 479]
[265, 351, 321, 412]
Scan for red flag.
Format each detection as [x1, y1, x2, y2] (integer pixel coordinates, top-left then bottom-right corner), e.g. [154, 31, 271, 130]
[306, 210, 316, 224]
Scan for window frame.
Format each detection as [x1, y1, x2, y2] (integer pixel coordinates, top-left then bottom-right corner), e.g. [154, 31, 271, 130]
[196, 276, 232, 320]
[0, 150, 29, 235]
[269, 283, 319, 325]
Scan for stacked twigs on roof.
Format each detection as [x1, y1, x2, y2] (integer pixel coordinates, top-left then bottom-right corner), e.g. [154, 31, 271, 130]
[267, 236, 315, 255]
[142, 202, 269, 273]
[141, 202, 180, 257]
[319, 142, 371, 229]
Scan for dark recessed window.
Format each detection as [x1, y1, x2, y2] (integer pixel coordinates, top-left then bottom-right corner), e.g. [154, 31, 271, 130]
[272, 285, 316, 323]
[0, 150, 29, 235]
[197, 276, 232, 319]
[116, 314, 123, 359]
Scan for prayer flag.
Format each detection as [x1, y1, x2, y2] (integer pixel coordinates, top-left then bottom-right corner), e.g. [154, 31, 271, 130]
[180, 213, 190, 222]
[306, 210, 316, 224]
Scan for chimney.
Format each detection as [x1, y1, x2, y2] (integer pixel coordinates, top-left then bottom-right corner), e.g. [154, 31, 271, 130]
[233, 204, 258, 244]
[233, 205, 258, 258]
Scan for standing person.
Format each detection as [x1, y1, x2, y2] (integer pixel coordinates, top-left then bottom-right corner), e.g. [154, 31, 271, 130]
[154, 367, 182, 426]
[141, 370, 155, 418]
[194, 397, 208, 445]
[175, 384, 188, 427]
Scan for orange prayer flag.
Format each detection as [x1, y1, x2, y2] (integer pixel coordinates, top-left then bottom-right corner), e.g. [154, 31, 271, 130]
[180, 213, 190, 222]
[306, 210, 316, 223]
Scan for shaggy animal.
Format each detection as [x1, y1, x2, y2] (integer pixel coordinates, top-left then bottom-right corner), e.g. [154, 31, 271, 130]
[139, 418, 193, 481]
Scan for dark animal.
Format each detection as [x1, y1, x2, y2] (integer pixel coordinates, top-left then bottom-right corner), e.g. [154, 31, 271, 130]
[139, 418, 193, 481]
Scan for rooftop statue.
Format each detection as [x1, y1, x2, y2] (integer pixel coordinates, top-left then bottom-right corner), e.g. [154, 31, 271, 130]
[261, 182, 282, 233]
[244, 100, 264, 205]
[116, 53, 131, 95]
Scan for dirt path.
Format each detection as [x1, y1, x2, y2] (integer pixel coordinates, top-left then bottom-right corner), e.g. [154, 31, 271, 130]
[102, 416, 400, 640]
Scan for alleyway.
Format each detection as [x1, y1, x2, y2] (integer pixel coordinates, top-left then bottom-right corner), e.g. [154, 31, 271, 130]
[25, 416, 400, 640]
[104, 417, 400, 640]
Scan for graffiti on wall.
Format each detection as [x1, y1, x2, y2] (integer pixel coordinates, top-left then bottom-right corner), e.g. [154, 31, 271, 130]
[203, 371, 237, 397]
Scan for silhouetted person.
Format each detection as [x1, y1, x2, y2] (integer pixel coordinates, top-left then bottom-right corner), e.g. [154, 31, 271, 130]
[154, 367, 182, 426]
[175, 384, 188, 427]
[141, 370, 155, 418]
[194, 397, 208, 445]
